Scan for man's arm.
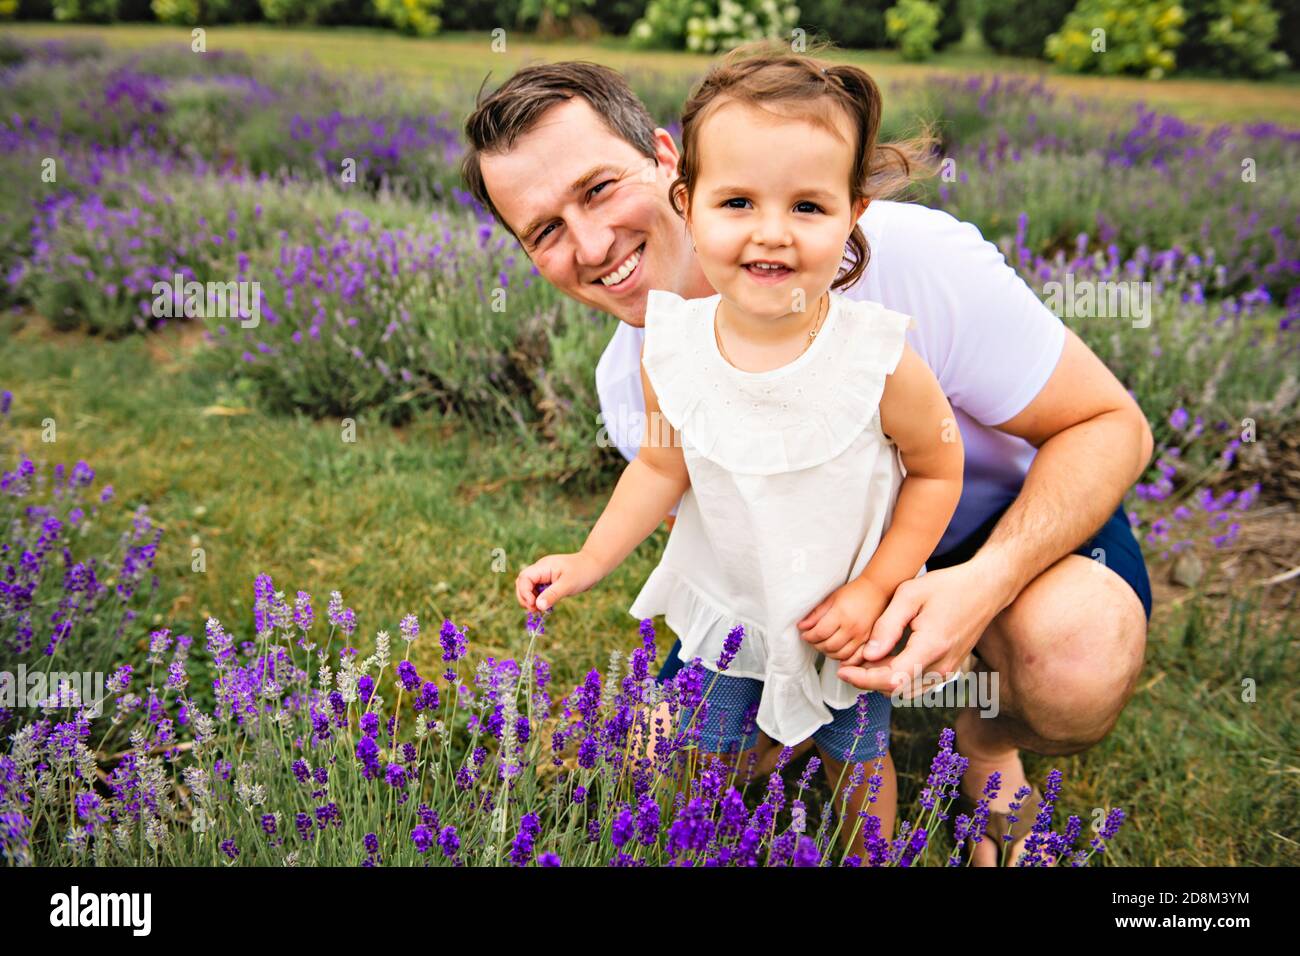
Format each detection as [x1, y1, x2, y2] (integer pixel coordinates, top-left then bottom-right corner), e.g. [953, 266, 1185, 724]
[968, 326, 1154, 613]
[838, 327, 1153, 693]
[832, 203, 1155, 694]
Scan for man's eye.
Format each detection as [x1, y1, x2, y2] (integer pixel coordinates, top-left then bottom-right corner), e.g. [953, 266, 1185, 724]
[532, 181, 615, 246]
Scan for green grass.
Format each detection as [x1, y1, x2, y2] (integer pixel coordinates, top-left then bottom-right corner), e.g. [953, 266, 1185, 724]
[5, 22, 1300, 124]
[2, 312, 1295, 865]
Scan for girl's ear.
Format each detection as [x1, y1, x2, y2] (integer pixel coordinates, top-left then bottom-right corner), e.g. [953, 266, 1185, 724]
[853, 196, 870, 221]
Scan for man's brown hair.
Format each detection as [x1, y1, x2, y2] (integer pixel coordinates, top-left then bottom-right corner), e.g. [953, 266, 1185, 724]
[461, 42, 937, 287]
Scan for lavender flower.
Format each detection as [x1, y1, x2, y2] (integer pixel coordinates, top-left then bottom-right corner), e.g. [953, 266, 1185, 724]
[792, 835, 820, 866]
[717, 624, 744, 671]
[437, 826, 460, 859]
[412, 825, 436, 855]
[396, 660, 421, 692]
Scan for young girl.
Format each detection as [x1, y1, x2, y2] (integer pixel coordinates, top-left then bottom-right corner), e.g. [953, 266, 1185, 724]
[514, 43, 963, 855]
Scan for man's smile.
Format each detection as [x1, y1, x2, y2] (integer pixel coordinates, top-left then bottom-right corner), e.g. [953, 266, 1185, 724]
[594, 242, 646, 288]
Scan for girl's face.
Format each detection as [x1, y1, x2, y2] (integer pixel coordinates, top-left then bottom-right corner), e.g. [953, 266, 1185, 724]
[684, 98, 868, 321]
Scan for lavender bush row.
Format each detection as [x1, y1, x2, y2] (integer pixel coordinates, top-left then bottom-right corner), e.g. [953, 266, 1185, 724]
[916, 75, 1300, 300]
[1128, 401, 1281, 561]
[190, 200, 611, 435]
[994, 215, 1293, 565]
[0, 41, 467, 198]
[0, 568, 1126, 867]
[3, 162, 613, 471]
[0, 42, 470, 306]
[8, 172, 374, 336]
[1003, 212, 1298, 439]
[0, 391, 164, 717]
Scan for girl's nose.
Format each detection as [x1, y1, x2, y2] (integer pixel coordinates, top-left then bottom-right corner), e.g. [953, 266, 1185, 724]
[752, 220, 792, 246]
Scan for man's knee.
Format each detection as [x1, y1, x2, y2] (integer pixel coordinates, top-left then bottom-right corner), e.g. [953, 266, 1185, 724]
[988, 554, 1148, 751]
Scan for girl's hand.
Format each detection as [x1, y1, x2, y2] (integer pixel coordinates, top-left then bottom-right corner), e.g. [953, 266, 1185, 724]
[797, 577, 891, 662]
[515, 551, 604, 613]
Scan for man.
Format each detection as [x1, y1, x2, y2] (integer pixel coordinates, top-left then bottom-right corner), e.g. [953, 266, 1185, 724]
[460, 59, 1154, 866]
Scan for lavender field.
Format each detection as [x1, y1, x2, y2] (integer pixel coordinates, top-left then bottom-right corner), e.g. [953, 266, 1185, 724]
[0, 28, 1296, 868]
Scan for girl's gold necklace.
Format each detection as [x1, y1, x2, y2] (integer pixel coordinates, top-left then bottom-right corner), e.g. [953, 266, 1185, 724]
[714, 292, 828, 370]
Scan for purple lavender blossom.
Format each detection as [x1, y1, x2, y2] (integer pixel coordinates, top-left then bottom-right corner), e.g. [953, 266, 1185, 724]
[717, 624, 744, 671]
[396, 660, 421, 692]
[439, 619, 467, 665]
[411, 825, 434, 853]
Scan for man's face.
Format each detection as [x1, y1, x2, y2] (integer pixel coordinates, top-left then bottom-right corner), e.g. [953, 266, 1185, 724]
[479, 97, 697, 328]
[685, 100, 867, 321]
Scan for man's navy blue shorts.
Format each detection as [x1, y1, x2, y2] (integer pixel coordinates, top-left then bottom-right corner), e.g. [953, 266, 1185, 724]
[654, 501, 1152, 683]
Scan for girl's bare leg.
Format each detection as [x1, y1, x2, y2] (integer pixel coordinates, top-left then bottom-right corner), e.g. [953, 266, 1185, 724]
[751, 733, 815, 776]
[816, 745, 898, 862]
[631, 700, 765, 789]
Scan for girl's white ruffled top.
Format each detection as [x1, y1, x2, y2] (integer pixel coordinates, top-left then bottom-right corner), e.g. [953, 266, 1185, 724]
[629, 288, 920, 747]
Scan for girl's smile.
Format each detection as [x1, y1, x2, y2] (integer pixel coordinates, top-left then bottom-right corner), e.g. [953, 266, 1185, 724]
[742, 259, 796, 283]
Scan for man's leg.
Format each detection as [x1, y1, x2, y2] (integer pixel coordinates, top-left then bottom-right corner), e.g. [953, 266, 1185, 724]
[955, 550, 1148, 864]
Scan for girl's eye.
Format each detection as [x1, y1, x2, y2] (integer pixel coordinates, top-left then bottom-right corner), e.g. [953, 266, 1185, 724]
[533, 180, 616, 246]
[721, 198, 823, 213]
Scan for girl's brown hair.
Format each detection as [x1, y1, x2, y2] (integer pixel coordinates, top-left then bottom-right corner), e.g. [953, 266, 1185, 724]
[670, 38, 939, 291]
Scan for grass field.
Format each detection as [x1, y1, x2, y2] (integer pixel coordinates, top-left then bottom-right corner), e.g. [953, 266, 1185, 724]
[1, 24, 1297, 866]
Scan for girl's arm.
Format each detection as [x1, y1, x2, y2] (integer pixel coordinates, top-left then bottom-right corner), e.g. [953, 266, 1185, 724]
[861, 342, 964, 594]
[797, 342, 963, 657]
[515, 357, 691, 613]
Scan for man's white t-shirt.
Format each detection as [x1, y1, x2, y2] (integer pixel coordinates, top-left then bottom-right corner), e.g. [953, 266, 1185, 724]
[594, 200, 1066, 556]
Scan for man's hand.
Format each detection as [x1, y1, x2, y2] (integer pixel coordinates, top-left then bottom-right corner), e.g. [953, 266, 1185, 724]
[797, 577, 890, 662]
[514, 551, 604, 613]
[836, 559, 1013, 697]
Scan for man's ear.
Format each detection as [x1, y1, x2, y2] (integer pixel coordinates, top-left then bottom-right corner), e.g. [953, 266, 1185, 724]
[653, 127, 680, 178]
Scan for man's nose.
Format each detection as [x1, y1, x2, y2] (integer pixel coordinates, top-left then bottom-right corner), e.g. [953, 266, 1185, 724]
[570, 214, 616, 270]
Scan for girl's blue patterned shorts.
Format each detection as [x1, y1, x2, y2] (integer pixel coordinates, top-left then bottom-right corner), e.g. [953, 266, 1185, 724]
[676, 671, 891, 763]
